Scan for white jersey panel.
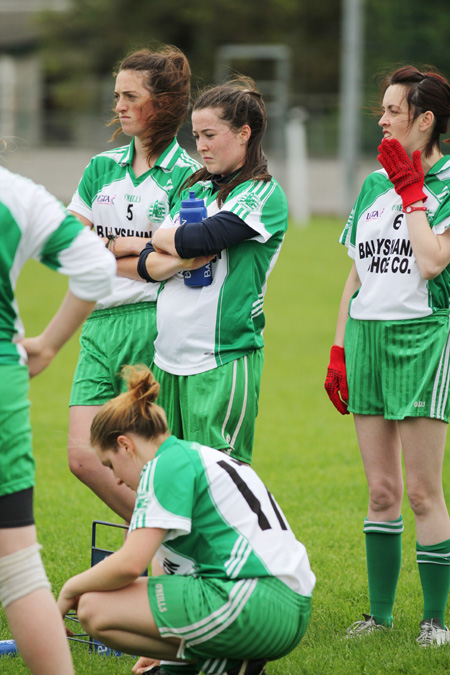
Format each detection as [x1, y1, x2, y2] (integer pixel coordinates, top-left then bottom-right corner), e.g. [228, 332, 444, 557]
[154, 177, 288, 374]
[0, 166, 115, 358]
[200, 452, 315, 596]
[341, 165, 450, 320]
[129, 437, 316, 598]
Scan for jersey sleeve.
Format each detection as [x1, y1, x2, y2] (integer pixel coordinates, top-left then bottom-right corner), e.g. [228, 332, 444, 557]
[67, 159, 96, 222]
[223, 179, 288, 243]
[130, 448, 197, 542]
[339, 170, 390, 258]
[21, 175, 115, 301]
[54, 227, 116, 301]
[430, 200, 450, 236]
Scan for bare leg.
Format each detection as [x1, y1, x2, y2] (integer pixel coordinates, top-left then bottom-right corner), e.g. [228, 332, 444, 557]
[353, 414, 403, 520]
[151, 557, 165, 576]
[400, 417, 450, 545]
[0, 526, 73, 675]
[76, 578, 191, 661]
[68, 405, 136, 521]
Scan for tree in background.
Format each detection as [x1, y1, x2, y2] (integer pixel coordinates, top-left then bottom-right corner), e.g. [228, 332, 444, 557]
[37, 0, 340, 112]
[36, 0, 450, 155]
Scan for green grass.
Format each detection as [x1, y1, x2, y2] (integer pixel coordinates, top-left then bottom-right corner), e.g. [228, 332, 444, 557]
[2, 217, 450, 673]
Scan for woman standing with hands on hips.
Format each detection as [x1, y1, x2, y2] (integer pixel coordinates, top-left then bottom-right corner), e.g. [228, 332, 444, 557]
[67, 46, 201, 522]
[0, 163, 115, 674]
[136, 78, 288, 465]
[325, 65, 450, 645]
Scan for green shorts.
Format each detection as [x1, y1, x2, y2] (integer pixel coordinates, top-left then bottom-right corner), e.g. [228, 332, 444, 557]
[70, 302, 157, 406]
[147, 574, 311, 670]
[345, 313, 450, 421]
[0, 363, 34, 498]
[152, 349, 264, 464]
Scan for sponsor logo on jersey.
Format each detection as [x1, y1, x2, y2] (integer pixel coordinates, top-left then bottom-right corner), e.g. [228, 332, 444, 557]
[365, 208, 385, 221]
[147, 200, 167, 224]
[96, 194, 116, 206]
[124, 194, 142, 203]
[96, 226, 151, 238]
[359, 237, 414, 275]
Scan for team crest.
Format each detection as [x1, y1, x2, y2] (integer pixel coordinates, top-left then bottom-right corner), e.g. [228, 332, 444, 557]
[237, 192, 262, 213]
[135, 494, 150, 511]
[147, 200, 167, 224]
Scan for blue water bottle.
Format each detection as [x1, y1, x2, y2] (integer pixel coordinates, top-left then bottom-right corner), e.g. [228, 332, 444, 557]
[180, 191, 212, 287]
[0, 639, 18, 657]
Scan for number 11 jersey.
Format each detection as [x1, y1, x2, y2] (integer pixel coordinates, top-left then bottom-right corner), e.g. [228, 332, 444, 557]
[129, 435, 315, 598]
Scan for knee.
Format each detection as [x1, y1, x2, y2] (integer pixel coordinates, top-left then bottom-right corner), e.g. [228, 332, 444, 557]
[407, 484, 435, 518]
[0, 543, 50, 609]
[368, 479, 403, 514]
[77, 593, 102, 636]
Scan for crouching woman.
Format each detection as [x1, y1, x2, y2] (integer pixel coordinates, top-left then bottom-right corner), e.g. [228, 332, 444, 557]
[57, 365, 315, 675]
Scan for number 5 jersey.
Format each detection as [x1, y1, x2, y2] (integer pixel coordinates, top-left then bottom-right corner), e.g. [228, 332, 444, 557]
[68, 137, 200, 310]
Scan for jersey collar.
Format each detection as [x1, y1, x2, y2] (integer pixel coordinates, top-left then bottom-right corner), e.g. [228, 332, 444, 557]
[155, 434, 178, 457]
[210, 168, 241, 192]
[119, 137, 180, 170]
[426, 155, 450, 177]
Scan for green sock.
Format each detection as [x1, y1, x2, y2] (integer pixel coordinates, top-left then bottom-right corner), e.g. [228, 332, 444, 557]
[364, 516, 403, 626]
[417, 538, 450, 625]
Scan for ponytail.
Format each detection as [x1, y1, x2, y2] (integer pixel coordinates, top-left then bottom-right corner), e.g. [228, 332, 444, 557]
[90, 365, 168, 452]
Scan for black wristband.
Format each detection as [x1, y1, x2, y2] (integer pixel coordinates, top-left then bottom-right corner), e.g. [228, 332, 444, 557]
[137, 244, 158, 282]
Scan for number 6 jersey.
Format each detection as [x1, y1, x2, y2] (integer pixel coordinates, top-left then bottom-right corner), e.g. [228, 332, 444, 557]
[340, 157, 450, 320]
[129, 435, 315, 598]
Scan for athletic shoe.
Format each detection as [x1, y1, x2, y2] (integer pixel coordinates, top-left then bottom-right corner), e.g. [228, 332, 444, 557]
[226, 659, 268, 675]
[417, 618, 450, 647]
[346, 613, 392, 637]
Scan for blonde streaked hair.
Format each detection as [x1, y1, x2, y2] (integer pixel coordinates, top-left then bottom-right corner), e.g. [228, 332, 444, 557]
[90, 365, 168, 452]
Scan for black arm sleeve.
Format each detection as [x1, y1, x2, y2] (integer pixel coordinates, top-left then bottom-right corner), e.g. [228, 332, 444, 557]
[174, 211, 256, 258]
[137, 241, 159, 283]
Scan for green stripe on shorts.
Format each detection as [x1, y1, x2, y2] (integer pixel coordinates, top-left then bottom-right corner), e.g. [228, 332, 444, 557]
[153, 349, 264, 463]
[147, 574, 310, 665]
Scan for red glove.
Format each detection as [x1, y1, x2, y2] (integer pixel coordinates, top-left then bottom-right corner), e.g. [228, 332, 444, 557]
[377, 138, 426, 209]
[324, 345, 349, 415]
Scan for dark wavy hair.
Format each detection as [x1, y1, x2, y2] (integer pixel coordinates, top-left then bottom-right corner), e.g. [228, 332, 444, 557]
[109, 46, 191, 164]
[380, 65, 450, 157]
[182, 77, 271, 206]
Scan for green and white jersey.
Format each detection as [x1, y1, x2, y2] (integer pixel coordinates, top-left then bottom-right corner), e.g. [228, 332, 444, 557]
[0, 166, 116, 364]
[69, 138, 200, 310]
[154, 177, 288, 375]
[340, 157, 450, 320]
[129, 435, 315, 597]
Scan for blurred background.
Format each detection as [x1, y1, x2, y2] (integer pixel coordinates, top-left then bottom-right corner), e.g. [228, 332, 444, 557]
[1, 0, 450, 218]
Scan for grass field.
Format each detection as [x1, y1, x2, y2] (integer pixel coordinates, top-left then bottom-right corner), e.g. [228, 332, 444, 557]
[2, 218, 450, 673]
